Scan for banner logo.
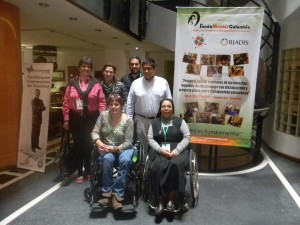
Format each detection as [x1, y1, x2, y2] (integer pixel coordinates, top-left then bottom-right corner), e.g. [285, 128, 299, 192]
[193, 35, 206, 48]
[188, 11, 200, 27]
[221, 38, 249, 46]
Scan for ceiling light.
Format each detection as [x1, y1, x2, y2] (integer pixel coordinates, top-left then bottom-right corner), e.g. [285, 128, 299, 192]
[38, 2, 49, 7]
[135, 47, 139, 50]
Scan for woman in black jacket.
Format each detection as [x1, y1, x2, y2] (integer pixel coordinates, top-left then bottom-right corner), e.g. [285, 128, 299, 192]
[100, 64, 128, 110]
[148, 98, 191, 215]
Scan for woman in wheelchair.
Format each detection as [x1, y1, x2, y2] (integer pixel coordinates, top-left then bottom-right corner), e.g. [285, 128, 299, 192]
[91, 94, 134, 210]
[148, 98, 191, 215]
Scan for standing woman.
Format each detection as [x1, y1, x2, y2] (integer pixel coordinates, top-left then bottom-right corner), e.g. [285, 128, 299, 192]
[100, 64, 128, 109]
[91, 94, 134, 210]
[148, 98, 191, 215]
[62, 57, 106, 184]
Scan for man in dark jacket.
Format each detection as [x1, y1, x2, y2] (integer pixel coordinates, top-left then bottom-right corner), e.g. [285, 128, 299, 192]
[121, 56, 143, 91]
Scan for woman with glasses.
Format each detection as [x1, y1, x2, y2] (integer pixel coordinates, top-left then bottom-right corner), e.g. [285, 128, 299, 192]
[148, 98, 191, 215]
[62, 57, 106, 184]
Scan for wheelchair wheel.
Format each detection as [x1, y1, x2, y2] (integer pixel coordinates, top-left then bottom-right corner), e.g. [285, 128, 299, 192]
[84, 187, 94, 206]
[189, 149, 199, 207]
[142, 155, 150, 201]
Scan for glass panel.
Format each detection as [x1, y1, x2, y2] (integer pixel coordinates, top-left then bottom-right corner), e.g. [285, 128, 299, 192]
[275, 48, 300, 136]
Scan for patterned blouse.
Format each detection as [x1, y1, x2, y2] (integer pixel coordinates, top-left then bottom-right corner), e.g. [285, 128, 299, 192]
[91, 111, 133, 151]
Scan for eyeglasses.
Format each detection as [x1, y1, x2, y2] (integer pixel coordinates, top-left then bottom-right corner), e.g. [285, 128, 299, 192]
[161, 105, 172, 109]
[80, 65, 91, 69]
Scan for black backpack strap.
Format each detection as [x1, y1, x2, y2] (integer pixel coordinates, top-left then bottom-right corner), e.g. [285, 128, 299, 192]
[68, 76, 99, 117]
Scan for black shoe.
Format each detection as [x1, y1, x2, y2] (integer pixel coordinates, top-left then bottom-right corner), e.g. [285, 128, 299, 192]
[179, 202, 189, 213]
[155, 203, 164, 216]
[165, 201, 175, 212]
[36, 146, 42, 150]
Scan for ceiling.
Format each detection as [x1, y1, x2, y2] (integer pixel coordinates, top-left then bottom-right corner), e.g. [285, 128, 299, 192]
[4, 0, 170, 52]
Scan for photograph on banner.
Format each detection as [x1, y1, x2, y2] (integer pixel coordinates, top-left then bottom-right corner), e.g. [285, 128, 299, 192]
[173, 7, 264, 147]
[17, 63, 52, 172]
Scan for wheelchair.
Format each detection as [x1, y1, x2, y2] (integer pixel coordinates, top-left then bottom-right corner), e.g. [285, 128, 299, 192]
[142, 147, 199, 213]
[83, 140, 145, 209]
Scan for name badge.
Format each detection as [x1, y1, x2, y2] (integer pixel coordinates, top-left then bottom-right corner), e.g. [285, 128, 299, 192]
[76, 98, 83, 110]
[162, 143, 171, 152]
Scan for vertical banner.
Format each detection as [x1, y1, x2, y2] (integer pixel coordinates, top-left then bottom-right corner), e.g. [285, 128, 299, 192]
[173, 7, 264, 147]
[17, 63, 52, 172]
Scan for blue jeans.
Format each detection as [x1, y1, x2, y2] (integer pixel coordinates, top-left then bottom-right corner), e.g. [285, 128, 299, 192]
[102, 148, 134, 197]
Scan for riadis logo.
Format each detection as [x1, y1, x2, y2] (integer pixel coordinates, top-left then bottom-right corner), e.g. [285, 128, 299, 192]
[220, 38, 249, 46]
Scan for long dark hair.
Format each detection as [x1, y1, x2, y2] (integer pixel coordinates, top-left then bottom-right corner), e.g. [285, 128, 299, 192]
[156, 98, 174, 118]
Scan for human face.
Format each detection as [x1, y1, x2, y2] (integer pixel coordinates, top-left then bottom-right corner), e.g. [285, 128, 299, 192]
[109, 100, 122, 115]
[103, 66, 115, 84]
[161, 100, 173, 119]
[129, 58, 141, 75]
[142, 63, 155, 81]
[79, 63, 92, 78]
[35, 89, 40, 98]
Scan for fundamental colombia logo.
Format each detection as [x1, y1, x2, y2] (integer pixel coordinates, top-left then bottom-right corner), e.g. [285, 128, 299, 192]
[193, 35, 205, 48]
[188, 11, 200, 27]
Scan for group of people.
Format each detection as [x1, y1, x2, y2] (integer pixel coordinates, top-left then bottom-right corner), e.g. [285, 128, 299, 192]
[62, 56, 191, 214]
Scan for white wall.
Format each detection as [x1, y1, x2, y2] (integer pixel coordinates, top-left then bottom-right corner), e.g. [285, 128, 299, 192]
[262, 12, 300, 159]
[267, 0, 300, 23]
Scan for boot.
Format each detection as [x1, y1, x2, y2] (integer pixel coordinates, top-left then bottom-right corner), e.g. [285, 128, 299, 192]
[112, 193, 124, 210]
[98, 192, 112, 207]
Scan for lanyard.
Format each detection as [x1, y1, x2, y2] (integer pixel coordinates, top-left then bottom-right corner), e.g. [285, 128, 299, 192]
[162, 126, 169, 143]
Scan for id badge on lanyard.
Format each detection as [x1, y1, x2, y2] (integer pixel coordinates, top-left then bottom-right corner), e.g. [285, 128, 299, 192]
[161, 143, 171, 152]
[162, 126, 170, 152]
[76, 98, 83, 110]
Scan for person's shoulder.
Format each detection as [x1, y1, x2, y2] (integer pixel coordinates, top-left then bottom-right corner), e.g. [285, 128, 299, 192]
[121, 73, 130, 80]
[131, 77, 142, 86]
[154, 75, 168, 82]
[101, 110, 109, 117]
[116, 80, 126, 86]
[123, 113, 133, 122]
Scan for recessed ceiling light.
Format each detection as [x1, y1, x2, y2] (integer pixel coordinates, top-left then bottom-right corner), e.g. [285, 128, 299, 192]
[38, 2, 49, 7]
[135, 47, 139, 50]
[69, 17, 78, 21]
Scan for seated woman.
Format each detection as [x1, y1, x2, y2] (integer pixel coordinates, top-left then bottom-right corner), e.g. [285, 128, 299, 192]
[91, 94, 134, 210]
[148, 98, 191, 215]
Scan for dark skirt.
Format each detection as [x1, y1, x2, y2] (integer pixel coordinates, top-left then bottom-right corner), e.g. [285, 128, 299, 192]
[149, 149, 189, 199]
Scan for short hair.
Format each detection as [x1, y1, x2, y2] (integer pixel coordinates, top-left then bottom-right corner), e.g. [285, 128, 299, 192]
[101, 64, 117, 83]
[129, 56, 141, 65]
[157, 98, 174, 117]
[101, 63, 117, 74]
[78, 57, 93, 69]
[107, 94, 124, 107]
[142, 58, 156, 69]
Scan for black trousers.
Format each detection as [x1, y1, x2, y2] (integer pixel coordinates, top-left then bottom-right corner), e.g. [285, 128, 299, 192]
[69, 111, 99, 177]
[31, 123, 41, 149]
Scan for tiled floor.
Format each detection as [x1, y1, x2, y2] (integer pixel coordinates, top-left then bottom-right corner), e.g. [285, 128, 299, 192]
[0, 141, 299, 225]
